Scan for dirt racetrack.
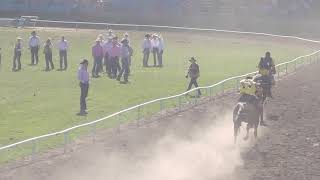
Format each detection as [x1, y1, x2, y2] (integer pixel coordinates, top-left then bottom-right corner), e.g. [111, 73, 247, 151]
[1, 61, 320, 179]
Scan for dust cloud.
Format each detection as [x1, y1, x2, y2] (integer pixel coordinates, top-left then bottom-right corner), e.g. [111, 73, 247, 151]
[57, 113, 257, 180]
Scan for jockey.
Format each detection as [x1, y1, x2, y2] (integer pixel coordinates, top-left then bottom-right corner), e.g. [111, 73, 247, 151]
[258, 52, 276, 97]
[239, 76, 267, 126]
[238, 76, 259, 104]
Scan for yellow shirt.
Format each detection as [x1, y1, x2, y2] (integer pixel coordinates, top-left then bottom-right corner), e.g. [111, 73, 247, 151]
[240, 79, 256, 96]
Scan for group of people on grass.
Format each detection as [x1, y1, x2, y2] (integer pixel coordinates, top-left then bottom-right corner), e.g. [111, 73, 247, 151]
[11, 31, 69, 72]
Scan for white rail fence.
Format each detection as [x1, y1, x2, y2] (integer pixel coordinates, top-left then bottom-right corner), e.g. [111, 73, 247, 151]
[0, 19, 320, 163]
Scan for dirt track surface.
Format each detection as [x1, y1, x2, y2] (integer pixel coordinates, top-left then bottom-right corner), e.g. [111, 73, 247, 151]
[1, 62, 320, 179]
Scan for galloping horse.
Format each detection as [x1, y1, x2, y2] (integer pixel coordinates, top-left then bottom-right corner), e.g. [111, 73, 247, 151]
[233, 84, 264, 143]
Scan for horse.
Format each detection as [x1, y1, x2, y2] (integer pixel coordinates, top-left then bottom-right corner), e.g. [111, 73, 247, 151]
[233, 85, 264, 144]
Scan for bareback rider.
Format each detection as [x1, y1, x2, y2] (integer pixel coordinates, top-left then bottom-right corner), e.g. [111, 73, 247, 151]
[258, 52, 276, 98]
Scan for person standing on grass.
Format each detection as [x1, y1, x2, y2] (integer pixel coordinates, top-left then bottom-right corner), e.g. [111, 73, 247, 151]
[117, 39, 133, 83]
[43, 39, 54, 71]
[109, 36, 121, 79]
[103, 37, 113, 77]
[122, 32, 133, 74]
[12, 37, 23, 72]
[142, 33, 152, 67]
[58, 36, 68, 70]
[97, 34, 105, 73]
[29, 31, 40, 65]
[186, 57, 201, 97]
[158, 34, 165, 67]
[77, 59, 89, 116]
[91, 39, 104, 77]
[151, 34, 160, 67]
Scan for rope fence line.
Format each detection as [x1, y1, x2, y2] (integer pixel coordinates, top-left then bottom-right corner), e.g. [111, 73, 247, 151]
[1, 19, 320, 161]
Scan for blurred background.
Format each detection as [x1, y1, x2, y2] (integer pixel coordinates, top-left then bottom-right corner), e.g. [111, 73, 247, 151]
[0, 0, 319, 37]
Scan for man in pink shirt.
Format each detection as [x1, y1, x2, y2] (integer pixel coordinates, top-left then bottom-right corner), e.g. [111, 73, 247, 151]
[109, 36, 121, 79]
[91, 39, 104, 77]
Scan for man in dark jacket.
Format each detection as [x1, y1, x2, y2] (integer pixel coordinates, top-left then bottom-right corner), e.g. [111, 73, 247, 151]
[186, 57, 201, 97]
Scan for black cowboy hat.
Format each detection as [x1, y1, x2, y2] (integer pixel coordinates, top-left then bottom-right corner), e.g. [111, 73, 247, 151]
[31, 31, 36, 35]
[80, 59, 88, 65]
[189, 57, 196, 62]
[121, 39, 129, 44]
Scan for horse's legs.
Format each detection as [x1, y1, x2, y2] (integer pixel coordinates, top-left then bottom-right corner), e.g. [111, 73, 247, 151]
[254, 123, 258, 138]
[234, 123, 239, 144]
[243, 124, 250, 141]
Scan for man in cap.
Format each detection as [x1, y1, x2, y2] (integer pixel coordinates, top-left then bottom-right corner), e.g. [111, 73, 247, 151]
[91, 39, 104, 77]
[29, 31, 40, 65]
[77, 59, 89, 116]
[186, 57, 201, 97]
[12, 37, 23, 71]
[109, 36, 121, 78]
[142, 33, 152, 67]
[117, 39, 133, 83]
[58, 36, 69, 70]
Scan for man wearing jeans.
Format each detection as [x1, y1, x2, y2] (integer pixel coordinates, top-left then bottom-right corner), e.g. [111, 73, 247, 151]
[186, 57, 201, 97]
[117, 39, 133, 83]
[29, 31, 40, 65]
[142, 34, 151, 67]
[91, 39, 104, 77]
[109, 37, 121, 79]
[12, 37, 22, 71]
[77, 59, 89, 116]
[58, 36, 68, 70]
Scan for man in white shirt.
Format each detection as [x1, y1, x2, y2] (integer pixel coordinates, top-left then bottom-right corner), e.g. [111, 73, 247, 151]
[158, 35, 165, 67]
[142, 34, 151, 67]
[58, 36, 68, 70]
[151, 34, 160, 67]
[29, 31, 40, 65]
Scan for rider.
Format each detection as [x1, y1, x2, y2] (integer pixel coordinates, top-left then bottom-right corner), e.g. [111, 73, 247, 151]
[238, 76, 267, 126]
[258, 52, 276, 98]
[238, 76, 259, 104]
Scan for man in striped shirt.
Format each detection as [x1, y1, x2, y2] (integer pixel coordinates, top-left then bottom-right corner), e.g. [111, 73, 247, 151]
[29, 31, 40, 65]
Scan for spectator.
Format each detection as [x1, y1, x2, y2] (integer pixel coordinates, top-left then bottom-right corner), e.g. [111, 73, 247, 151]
[105, 29, 115, 40]
[122, 32, 130, 44]
[151, 34, 160, 67]
[102, 37, 113, 77]
[122, 32, 132, 74]
[117, 39, 133, 83]
[43, 38, 54, 71]
[158, 34, 165, 67]
[77, 59, 89, 116]
[91, 39, 104, 77]
[109, 36, 121, 78]
[58, 36, 68, 70]
[185, 57, 201, 97]
[12, 37, 22, 72]
[29, 31, 40, 65]
[142, 34, 152, 67]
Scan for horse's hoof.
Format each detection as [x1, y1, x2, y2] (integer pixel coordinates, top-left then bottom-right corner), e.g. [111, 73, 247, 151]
[243, 136, 249, 141]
